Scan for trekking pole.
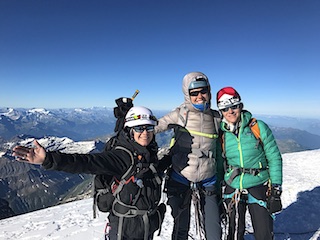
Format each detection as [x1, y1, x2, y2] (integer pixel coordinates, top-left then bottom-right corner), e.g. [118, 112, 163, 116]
[131, 90, 140, 100]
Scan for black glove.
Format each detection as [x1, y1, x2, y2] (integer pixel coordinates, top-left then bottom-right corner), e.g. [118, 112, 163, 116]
[113, 97, 133, 132]
[158, 154, 172, 173]
[267, 184, 282, 214]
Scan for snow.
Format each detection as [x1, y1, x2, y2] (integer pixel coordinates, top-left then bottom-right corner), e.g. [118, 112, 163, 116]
[0, 149, 320, 240]
[0, 108, 21, 120]
[27, 108, 50, 115]
[17, 137, 97, 154]
[1, 108, 14, 116]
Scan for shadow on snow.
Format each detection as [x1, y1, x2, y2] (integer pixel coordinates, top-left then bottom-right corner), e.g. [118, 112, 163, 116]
[244, 186, 320, 240]
[273, 186, 320, 240]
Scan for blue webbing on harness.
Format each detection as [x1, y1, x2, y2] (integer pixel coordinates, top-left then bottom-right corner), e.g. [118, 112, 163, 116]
[223, 191, 267, 209]
[171, 169, 217, 188]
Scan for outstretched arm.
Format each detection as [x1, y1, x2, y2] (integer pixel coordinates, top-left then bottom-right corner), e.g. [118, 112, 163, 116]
[12, 140, 46, 165]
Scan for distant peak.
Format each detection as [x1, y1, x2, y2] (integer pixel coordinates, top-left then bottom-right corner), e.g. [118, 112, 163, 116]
[28, 108, 50, 115]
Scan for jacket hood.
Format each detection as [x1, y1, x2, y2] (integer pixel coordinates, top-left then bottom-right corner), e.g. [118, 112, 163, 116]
[182, 71, 211, 111]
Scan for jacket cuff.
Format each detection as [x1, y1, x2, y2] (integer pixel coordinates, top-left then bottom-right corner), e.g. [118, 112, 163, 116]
[42, 152, 54, 170]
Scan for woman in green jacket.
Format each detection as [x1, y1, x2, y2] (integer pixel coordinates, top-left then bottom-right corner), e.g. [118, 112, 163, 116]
[216, 86, 283, 240]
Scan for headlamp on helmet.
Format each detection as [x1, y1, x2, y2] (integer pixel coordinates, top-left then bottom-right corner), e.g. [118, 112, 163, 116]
[124, 106, 158, 128]
[188, 75, 209, 90]
[216, 87, 242, 110]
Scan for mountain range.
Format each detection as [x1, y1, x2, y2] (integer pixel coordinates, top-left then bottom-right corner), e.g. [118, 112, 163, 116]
[1, 107, 320, 151]
[0, 107, 116, 141]
[256, 114, 320, 136]
[0, 136, 107, 219]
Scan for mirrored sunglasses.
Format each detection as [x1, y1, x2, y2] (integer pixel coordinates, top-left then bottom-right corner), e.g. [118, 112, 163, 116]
[189, 88, 209, 97]
[221, 104, 241, 112]
[132, 125, 155, 133]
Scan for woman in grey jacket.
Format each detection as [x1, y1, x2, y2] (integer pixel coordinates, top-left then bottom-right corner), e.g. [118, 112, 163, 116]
[155, 72, 223, 240]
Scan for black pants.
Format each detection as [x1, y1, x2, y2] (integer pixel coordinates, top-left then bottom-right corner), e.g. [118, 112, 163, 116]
[224, 184, 274, 240]
[107, 213, 153, 240]
[166, 178, 222, 240]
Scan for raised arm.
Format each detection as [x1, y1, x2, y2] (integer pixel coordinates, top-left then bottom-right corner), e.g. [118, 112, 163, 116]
[12, 140, 46, 165]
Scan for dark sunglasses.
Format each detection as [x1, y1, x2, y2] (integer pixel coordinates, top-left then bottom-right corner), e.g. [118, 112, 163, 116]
[132, 125, 155, 133]
[221, 104, 241, 112]
[189, 88, 208, 97]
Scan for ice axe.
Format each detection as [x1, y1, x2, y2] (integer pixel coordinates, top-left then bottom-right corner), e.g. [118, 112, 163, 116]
[113, 89, 140, 132]
[131, 89, 140, 101]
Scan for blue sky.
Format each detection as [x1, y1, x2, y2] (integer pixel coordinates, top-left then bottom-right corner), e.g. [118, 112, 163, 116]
[1, 0, 320, 118]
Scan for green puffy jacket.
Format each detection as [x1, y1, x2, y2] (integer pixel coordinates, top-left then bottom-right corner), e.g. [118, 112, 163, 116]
[221, 111, 282, 190]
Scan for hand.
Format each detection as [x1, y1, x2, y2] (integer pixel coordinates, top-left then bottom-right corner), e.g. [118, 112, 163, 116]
[271, 184, 282, 197]
[267, 184, 282, 213]
[12, 140, 46, 165]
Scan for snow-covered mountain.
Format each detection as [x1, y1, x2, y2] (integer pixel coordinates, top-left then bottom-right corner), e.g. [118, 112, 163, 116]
[0, 107, 116, 141]
[0, 149, 319, 240]
[0, 136, 106, 219]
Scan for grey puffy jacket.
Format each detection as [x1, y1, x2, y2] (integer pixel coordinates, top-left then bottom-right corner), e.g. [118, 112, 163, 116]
[155, 72, 221, 182]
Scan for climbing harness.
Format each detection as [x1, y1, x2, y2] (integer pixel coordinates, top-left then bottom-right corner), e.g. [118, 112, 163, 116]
[191, 184, 206, 240]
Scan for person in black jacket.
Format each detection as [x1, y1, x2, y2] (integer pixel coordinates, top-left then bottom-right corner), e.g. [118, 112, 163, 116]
[12, 106, 166, 240]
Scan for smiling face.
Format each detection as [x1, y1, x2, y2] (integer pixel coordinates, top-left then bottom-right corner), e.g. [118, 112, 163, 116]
[189, 87, 210, 105]
[221, 104, 242, 124]
[132, 125, 154, 146]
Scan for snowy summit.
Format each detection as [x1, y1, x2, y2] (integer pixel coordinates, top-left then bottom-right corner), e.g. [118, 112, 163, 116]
[0, 149, 320, 240]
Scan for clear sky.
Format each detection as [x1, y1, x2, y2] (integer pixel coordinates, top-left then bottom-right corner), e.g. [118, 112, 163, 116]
[1, 0, 320, 118]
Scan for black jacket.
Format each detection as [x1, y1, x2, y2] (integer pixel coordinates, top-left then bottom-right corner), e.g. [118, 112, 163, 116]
[42, 130, 163, 239]
[42, 130, 159, 177]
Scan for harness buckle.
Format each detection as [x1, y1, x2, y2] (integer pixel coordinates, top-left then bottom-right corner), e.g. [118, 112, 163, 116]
[241, 189, 248, 195]
[190, 182, 198, 190]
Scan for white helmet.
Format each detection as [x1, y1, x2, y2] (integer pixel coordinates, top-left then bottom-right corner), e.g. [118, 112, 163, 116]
[124, 106, 158, 128]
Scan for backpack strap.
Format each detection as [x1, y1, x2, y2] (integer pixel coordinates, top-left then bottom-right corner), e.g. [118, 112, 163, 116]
[249, 118, 260, 137]
[93, 187, 110, 219]
[111, 146, 162, 240]
[221, 132, 226, 157]
[149, 163, 162, 185]
[177, 104, 189, 127]
[249, 118, 263, 148]
[112, 146, 135, 196]
[211, 109, 221, 133]
[93, 146, 134, 219]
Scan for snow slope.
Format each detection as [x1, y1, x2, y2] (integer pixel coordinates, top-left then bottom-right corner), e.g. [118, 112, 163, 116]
[0, 149, 320, 240]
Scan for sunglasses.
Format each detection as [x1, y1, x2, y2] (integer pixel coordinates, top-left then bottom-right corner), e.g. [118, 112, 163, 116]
[221, 104, 241, 112]
[189, 88, 209, 97]
[132, 125, 155, 133]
